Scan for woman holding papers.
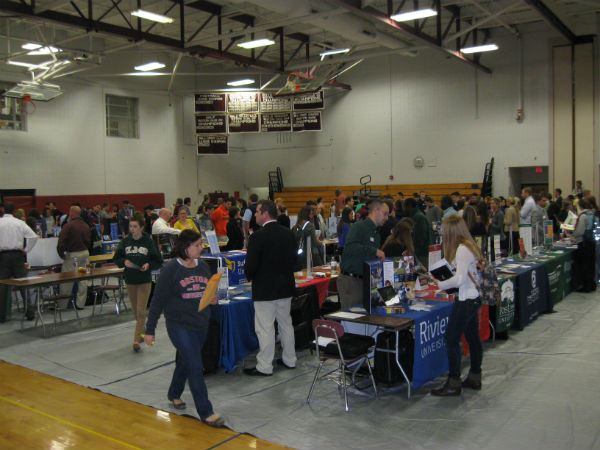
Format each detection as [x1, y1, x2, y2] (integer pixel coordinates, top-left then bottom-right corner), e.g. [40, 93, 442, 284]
[430, 215, 483, 396]
[114, 213, 162, 352]
[144, 230, 225, 427]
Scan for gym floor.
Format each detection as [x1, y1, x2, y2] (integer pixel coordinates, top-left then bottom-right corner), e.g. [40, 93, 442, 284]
[1, 289, 599, 450]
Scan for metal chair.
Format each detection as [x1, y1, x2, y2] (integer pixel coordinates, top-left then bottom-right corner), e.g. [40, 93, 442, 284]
[91, 264, 127, 316]
[306, 319, 377, 411]
[34, 269, 80, 337]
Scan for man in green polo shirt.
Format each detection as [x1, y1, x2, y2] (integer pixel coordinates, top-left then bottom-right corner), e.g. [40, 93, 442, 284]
[338, 198, 389, 310]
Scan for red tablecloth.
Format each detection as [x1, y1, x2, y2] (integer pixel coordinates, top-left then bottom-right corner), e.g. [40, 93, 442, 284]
[295, 276, 332, 307]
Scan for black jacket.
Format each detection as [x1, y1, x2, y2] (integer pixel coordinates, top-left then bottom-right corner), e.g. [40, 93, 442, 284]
[244, 221, 297, 301]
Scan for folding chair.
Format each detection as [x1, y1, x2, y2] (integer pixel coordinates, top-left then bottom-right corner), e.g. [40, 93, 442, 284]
[34, 269, 79, 337]
[91, 264, 127, 316]
[306, 319, 377, 412]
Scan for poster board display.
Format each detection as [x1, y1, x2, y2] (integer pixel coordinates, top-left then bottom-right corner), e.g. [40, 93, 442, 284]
[365, 257, 417, 312]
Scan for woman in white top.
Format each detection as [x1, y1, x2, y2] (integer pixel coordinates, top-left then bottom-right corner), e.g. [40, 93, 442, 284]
[430, 215, 484, 396]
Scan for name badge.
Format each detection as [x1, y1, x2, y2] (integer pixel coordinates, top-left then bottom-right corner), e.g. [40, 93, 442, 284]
[370, 237, 375, 242]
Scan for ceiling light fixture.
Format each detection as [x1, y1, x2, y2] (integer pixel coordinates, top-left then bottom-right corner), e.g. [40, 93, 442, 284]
[134, 61, 166, 71]
[131, 9, 174, 24]
[27, 46, 60, 55]
[460, 44, 499, 54]
[126, 72, 166, 76]
[227, 79, 255, 87]
[238, 38, 276, 49]
[319, 48, 350, 61]
[7, 60, 41, 69]
[21, 43, 42, 50]
[390, 8, 437, 22]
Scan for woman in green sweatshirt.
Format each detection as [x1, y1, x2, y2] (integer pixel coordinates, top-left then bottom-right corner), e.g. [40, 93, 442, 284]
[114, 212, 163, 352]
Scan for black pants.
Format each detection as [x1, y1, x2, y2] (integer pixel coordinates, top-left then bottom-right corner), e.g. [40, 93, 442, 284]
[0, 251, 27, 322]
[445, 298, 482, 379]
[574, 241, 596, 292]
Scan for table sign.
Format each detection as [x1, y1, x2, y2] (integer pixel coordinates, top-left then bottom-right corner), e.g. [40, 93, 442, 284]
[544, 220, 554, 248]
[494, 235, 501, 261]
[520, 224, 532, 255]
[428, 244, 442, 269]
[205, 230, 220, 254]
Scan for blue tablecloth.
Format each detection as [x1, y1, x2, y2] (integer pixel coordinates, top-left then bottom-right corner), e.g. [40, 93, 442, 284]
[372, 301, 453, 389]
[494, 259, 551, 330]
[218, 285, 258, 372]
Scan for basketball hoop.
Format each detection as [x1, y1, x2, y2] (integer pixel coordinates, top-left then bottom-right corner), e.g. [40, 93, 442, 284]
[21, 95, 36, 115]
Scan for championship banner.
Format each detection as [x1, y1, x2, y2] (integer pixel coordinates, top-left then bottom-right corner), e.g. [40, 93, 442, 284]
[194, 93, 226, 112]
[197, 135, 228, 155]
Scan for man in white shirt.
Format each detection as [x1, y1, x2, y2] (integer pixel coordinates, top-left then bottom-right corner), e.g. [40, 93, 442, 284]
[151, 208, 181, 236]
[0, 202, 39, 322]
[520, 187, 536, 224]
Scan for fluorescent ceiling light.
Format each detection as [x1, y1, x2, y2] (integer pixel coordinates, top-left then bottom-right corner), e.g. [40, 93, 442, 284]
[27, 46, 60, 55]
[227, 79, 255, 87]
[125, 72, 166, 76]
[7, 61, 40, 69]
[21, 43, 42, 50]
[391, 8, 437, 22]
[319, 48, 350, 60]
[461, 44, 499, 54]
[238, 38, 275, 49]
[131, 9, 174, 24]
[134, 61, 166, 71]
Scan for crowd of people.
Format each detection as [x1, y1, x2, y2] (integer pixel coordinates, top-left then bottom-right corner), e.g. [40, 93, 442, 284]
[0, 181, 597, 425]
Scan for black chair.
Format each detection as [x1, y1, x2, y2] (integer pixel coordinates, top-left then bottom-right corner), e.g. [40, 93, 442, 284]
[306, 319, 377, 411]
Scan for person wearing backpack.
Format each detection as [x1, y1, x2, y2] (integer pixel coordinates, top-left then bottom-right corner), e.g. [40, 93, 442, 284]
[430, 215, 484, 396]
[573, 197, 597, 293]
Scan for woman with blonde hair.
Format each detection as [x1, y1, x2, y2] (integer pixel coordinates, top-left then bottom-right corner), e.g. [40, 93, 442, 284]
[430, 215, 484, 396]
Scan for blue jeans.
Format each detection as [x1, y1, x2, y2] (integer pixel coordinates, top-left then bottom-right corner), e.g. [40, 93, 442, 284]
[167, 327, 214, 420]
[445, 298, 482, 379]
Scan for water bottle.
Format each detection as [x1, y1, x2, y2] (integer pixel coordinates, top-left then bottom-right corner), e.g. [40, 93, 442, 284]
[73, 257, 79, 272]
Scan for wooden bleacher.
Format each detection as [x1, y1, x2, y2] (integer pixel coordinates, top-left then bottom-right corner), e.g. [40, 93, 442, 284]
[275, 183, 481, 217]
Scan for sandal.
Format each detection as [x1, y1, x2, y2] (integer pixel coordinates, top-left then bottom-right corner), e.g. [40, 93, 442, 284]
[202, 415, 225, 428]
[167, 397, 186, 410]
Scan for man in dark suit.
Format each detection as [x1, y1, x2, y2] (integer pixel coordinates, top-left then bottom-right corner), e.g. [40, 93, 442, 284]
[244, 200, 297, 376]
